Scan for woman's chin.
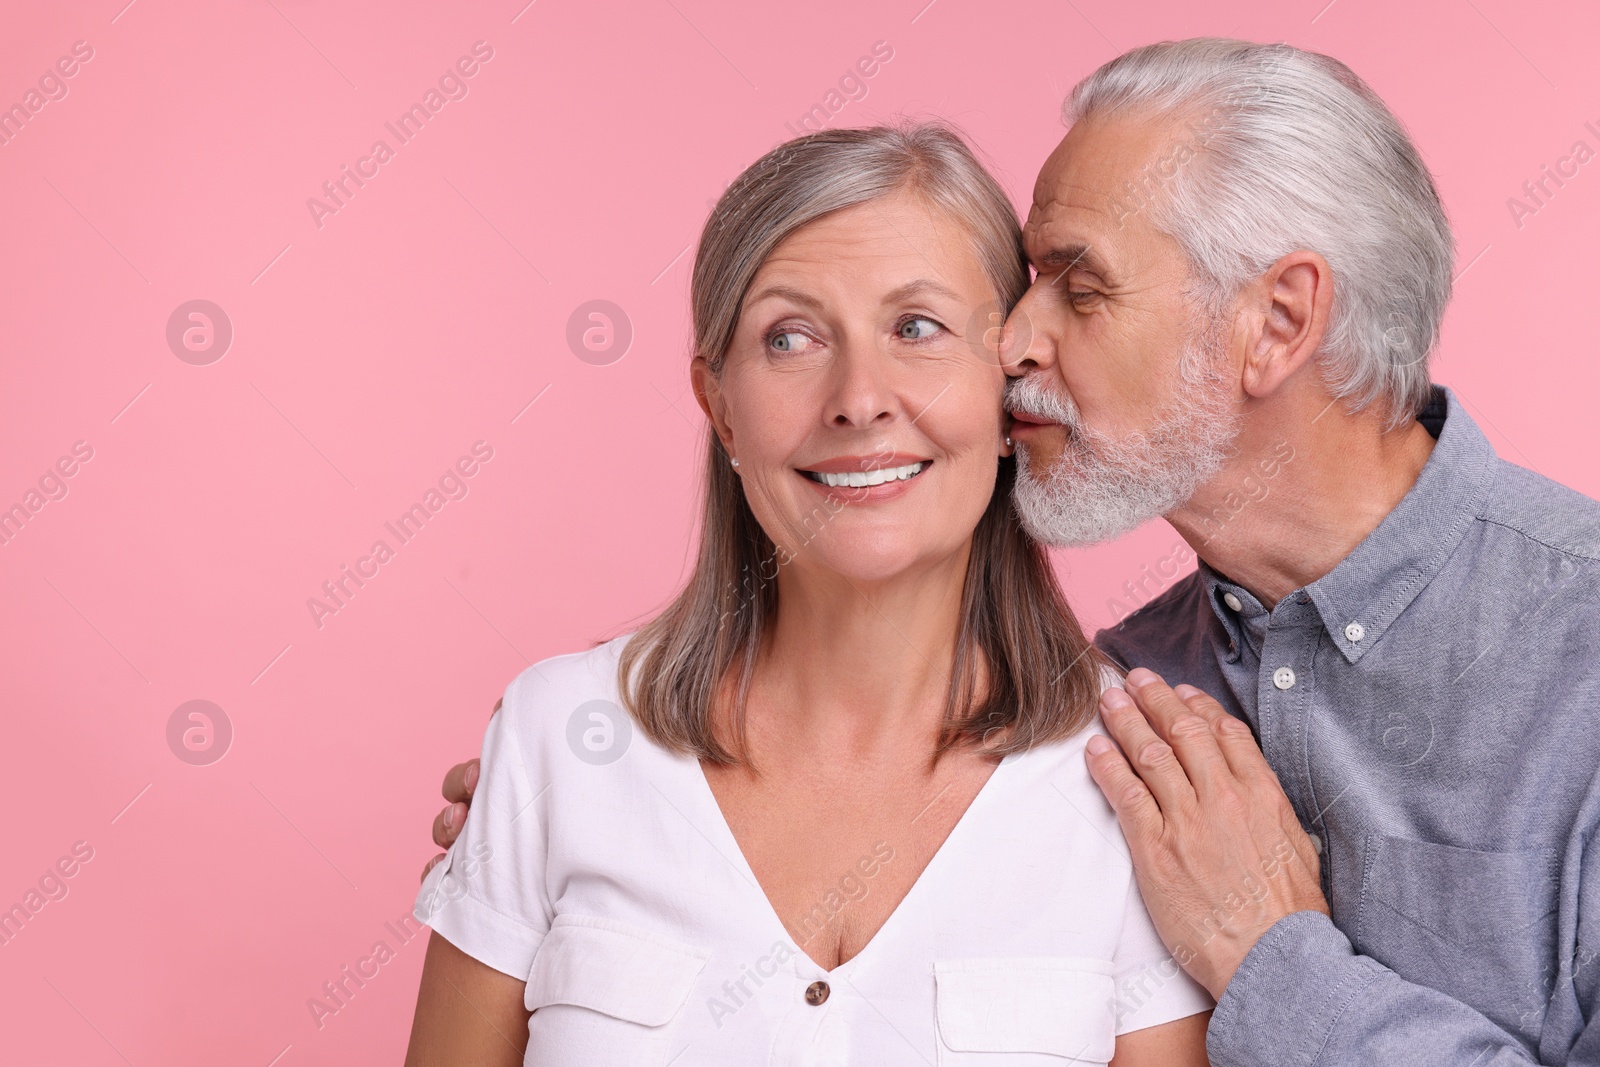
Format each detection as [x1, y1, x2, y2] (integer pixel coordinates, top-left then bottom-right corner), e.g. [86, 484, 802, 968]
[785, 542, 964, 588]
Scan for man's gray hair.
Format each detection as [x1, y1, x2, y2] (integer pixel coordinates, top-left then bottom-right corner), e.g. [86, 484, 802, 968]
[1067, 38, 1455, 428]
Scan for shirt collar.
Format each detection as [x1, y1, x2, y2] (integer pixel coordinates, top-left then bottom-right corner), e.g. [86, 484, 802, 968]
[1200, 386, 1497, 665]
[1197, 566, 1262, 663]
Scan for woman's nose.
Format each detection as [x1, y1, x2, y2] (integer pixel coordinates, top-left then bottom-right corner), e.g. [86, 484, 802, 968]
[825, 341, 896, 429]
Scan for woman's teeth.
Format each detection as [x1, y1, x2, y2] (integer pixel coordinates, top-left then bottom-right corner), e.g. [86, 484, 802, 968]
[804, 462, 927, 488]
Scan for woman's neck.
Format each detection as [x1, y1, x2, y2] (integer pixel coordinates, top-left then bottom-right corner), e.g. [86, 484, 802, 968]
[751, 550, 971, 758]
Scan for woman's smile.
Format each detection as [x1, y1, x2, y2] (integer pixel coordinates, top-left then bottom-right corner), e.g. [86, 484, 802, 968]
[797, 454, 933, 503]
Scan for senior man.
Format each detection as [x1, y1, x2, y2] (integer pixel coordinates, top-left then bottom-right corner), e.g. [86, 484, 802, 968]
[1003, 37, 1600, 1067]
[425, 38, 1600, 1066]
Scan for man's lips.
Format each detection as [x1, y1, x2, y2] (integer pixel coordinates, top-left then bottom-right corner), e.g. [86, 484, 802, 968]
[1007, 410, 1062, 437]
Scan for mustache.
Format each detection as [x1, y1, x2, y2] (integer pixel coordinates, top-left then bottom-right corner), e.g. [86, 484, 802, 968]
[1004, 374, 1081, 431]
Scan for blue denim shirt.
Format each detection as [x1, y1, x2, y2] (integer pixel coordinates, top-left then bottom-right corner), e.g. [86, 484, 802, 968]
[1095, 386, 1600, 1066]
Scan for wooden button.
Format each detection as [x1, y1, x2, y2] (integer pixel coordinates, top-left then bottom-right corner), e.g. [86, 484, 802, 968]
[804, 980, 830, 1006]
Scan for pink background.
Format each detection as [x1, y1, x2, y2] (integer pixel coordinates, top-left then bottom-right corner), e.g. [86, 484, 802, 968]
[1, 0, 1596, 1062]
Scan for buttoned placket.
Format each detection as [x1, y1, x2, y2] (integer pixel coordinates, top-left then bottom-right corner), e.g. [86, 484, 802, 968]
[770, 962, 848, 1067]
[1254, 595, 1335, 901]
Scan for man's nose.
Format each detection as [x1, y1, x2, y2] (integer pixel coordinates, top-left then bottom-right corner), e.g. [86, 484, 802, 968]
[1000, 293, 1055, 378]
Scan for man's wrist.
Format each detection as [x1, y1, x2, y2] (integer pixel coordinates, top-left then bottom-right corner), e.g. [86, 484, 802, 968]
[1206, 911, 1379, 1067]
[1183, 902, 1331, 1000]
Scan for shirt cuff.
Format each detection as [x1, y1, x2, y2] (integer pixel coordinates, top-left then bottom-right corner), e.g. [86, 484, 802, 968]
[414, 848, 545, 981]
[1205, 911, 1384, 1067]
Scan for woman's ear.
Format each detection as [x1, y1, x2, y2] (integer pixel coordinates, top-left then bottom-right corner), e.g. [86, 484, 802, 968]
[691, 357, 736, 457]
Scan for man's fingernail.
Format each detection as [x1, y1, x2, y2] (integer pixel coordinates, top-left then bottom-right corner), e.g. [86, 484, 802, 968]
[466, 763, 479, 792]
[1101, 687, 1132, 709]
[444, 806, 456, 830]
[1086, 735, 1112, 756]
[1126, 668, 1156, 687]
[1174, 684, 1200, 699]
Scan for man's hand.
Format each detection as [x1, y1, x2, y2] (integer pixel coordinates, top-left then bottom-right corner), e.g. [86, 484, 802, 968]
[421, 758, 479, 882]
[1085, 668, 1330, 1000]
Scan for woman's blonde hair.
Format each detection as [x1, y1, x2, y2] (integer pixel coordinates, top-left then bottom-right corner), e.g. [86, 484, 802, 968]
[619, 122, 1105, 764]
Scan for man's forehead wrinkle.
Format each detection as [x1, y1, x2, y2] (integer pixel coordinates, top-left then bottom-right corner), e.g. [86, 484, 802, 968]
[1036, 173, 1128, 213]
[1024, 206, 1111, 265]
[1026, 170, 1130, 255]
[1030, 149, 1066, 201]
[1028, 167, 1176, 251]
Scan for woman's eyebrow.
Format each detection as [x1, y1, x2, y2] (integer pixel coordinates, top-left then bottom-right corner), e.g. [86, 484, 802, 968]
[744, 284, 824, 310]
[880, 279, 963, 305]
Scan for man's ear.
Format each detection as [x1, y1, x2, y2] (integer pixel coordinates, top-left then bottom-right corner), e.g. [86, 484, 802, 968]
[691, 357, 736, 455]
[1239, 250, 1334, 401]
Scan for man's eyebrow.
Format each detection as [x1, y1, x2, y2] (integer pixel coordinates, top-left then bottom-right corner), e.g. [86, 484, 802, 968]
[1034, 243, 1108, 276]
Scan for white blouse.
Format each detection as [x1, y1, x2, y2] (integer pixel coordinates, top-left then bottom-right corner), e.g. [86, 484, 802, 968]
[414, 636, 1210, 1065]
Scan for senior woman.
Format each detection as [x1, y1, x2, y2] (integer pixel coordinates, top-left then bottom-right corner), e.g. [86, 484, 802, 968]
[405, 124, 1211, 1065]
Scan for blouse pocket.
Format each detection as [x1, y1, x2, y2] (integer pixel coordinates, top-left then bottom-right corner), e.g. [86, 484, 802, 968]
[1355, 832, 1559, 1040]
[934, 957, 1117, 1065]
[523, 913, 709, 1067]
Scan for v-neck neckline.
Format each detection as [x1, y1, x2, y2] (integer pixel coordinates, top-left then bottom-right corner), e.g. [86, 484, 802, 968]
[683, 748, 1019, 976]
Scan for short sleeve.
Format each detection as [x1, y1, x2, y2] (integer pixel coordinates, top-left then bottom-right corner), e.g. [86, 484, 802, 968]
[413, 676, 552, 980]
[1110, 875, 1214, 1034]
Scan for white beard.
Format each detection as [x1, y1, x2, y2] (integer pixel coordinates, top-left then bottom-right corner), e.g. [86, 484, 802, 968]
[1007, 329, 1243, 547]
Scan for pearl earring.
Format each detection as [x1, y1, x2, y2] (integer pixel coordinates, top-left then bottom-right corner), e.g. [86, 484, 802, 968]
[730, 456, 740, 469]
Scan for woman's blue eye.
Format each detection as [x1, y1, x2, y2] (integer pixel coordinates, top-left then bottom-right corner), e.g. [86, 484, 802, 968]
[898, 317, 941, 340]
[770, 331, 811, 353]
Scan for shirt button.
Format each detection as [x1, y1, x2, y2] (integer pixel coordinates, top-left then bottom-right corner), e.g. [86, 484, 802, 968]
[805, 980, 830, 1006]
[1223, 592, 1243, 612]
[1308, 832, 1324, 855]
[1273, 666, 1297, 690]
[1344, 622, 1365, 643]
